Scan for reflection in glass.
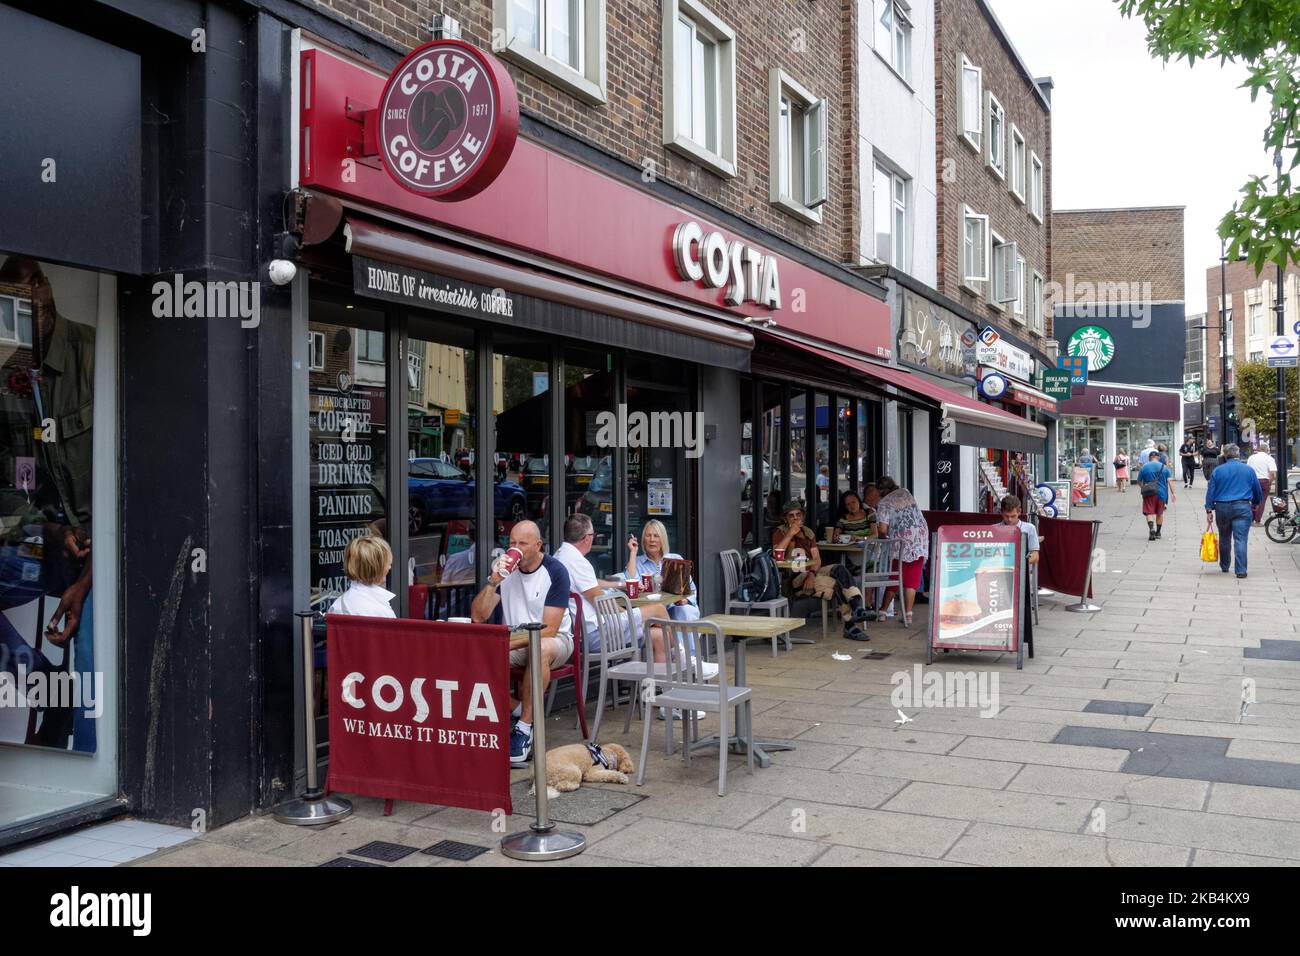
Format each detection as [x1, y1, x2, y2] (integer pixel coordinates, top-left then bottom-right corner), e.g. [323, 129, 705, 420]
[789, 390, 807, 513]
[308, 304, 388, 612]
[495, 343, 550, 544]
[0, 256, 98, 756]
[565, 350, 614, 576]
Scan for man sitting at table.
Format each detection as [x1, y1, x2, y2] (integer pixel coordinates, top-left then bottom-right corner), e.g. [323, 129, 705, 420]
[554, 513, 668, 663]
[470, 520, 572, 767]
[771, 500, 872, 641]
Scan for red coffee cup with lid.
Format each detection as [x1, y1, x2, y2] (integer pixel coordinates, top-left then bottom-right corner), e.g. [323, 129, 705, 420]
[626, 578, 640, 598]
[773, 548, 786, 561]
[500, 547, 524, 575]
[641, 572, 653, 592]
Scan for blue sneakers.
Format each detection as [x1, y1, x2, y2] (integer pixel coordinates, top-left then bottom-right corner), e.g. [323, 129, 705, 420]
[509, 727, 532, 767]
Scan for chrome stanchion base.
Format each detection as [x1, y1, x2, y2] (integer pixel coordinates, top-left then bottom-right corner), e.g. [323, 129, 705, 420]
[274, 793, 353, 826]
[500, 826, 586, 861]
[1037, 588, 1055, 596]
[1065, 602, 1102, 613]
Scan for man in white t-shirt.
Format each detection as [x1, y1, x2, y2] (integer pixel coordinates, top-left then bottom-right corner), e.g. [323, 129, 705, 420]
[553, 513, 667, 662]
[1246, 443, 1279, 524]
[470, 520, 572, 766]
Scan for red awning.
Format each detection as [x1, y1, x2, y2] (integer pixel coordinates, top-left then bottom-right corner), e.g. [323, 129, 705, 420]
[763, 334, 1046, 451]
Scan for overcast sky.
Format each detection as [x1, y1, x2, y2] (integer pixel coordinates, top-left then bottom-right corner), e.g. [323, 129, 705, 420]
[986, 0, 1274, 314]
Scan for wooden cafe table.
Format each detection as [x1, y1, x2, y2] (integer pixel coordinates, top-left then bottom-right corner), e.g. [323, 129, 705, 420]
[698, 613, 806, 768]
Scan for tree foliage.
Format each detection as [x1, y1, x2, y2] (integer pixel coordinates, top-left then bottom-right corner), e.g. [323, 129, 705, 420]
[1117, 0, 1300, 272]
[1233, 360, 1299, 442]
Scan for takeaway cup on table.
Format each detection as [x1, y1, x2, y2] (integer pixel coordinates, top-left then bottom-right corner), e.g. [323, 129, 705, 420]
[641, 572, 653, 592]
[773, 548, 786, 561]
[626, 578, 641, 598]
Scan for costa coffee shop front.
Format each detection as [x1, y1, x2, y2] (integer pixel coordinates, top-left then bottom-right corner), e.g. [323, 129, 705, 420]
[287, 34, 896, 696]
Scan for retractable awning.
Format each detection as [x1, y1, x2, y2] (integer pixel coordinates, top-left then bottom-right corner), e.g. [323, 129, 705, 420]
[763, 334, 1047, 453]
[341, 217, 754, 370]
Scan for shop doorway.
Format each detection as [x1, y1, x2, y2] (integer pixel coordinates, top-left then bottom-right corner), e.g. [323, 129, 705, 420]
[1060, 418, 1105, 479]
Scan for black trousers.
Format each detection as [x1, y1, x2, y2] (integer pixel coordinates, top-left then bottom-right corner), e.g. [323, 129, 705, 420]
[1182, 460, 1197, 485]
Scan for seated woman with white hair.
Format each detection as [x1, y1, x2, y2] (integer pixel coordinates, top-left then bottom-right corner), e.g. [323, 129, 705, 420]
[626, 519, 700, 621]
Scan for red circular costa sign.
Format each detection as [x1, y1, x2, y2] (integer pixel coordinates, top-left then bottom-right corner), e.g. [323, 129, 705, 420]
[377, 39, 519, 201]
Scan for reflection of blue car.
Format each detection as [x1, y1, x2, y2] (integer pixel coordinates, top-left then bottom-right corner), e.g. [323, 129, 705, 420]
[408, 457, 527, 533]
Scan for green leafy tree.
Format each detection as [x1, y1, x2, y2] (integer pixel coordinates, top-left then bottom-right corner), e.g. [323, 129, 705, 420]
[1117, 1, 1300, 271]
[1233, 360, 1299, 443]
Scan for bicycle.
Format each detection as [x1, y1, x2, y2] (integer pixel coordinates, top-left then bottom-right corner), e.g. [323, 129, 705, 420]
[1264, 489, 1300, 543]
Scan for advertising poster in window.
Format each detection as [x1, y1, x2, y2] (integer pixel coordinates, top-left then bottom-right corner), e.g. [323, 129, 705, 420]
[647, 477, 673, 515]
[0, 257, 98, 753]
[929, 524, 1022, 660]
[309, 324, 388, 611]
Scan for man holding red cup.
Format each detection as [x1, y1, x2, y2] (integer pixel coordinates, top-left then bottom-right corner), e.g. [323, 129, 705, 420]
[471, 520, 573, 766]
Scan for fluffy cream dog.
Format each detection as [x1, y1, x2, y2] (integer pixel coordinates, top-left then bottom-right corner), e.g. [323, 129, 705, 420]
[534, 743, 634, 798]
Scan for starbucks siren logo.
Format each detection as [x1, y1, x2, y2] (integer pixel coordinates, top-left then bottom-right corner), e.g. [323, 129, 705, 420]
[1067, 325, 1116, 372]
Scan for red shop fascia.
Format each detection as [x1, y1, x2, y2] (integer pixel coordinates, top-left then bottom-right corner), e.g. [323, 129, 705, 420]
[290, 40, 893, 360]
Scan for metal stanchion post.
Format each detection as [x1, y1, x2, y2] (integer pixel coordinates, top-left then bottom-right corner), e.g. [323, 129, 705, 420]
[500, 622, 586, 861]
[1065, 521, 1103, 613]
[275, 611, 353, 825]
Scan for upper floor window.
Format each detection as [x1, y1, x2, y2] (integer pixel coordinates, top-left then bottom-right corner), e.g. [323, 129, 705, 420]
[1029, 151, 1044, 221]
[1250, 301, 1264, 336]
[876, 0, 912, 82]
[663, 0, 737, 178]
[493, 0, 607, 104]
[961, 204, 989, 291]
[769, 69, 827, 222]
[1009, 125, 1026, 202]
[357, 329, 384, 365]
[1014, 254, 1026, 321]
[987, 93, 1005, 178]
[1031, 272, 1045, 333]
[958, 54, 982, 151]
[873, 162, 908, 268]
[407, 349, 424, 392]
[990, 233, 1018, 309]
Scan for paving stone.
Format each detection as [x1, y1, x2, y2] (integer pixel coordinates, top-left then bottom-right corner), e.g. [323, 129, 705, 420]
[810, 845, 973, 866]
[879, 781, 1096, 832]
[794, 722, 965, 753]
[1096, 801, 1300, 859]
[743, 798, 968, 858]
[949, 736, 1128, 771]
[833, 748, 1022, 789]
[1006, 764, 1208, 810]
[943, 822, 1191, 867]
[1204, 782, 1300, 822]
[592, 816, 825, 866]
[730, 764, 907, 809]
[1084, 700, 1153, 716]
[1191, 849, 1300, 866]
[1225, 739, 1300, 763]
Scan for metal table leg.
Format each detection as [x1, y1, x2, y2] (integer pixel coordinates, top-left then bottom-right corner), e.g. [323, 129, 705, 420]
[691, 636, 794, 768]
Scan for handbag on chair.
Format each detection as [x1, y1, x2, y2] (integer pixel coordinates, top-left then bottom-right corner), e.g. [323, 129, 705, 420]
[661, 557, 693, 596]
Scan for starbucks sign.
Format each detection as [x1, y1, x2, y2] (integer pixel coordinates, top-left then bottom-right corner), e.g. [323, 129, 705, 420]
[1067, 325, 1116, 372]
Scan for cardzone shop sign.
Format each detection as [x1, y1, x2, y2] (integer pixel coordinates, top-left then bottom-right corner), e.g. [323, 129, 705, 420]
[377, 38, 519, 200]
[672, 221, 782, 309]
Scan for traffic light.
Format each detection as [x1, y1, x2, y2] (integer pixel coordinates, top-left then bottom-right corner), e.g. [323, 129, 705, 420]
[1225, 396, 1237, 442]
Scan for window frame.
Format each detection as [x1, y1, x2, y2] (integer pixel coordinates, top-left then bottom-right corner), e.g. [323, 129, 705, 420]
[1029, 150, 1044, 222]
[1014, 254, 1026, 321]
[0, 294, 34, 348]
[492, 0, 608, 105]
[987, 92, 1006, 179]
[872, 160, 909, 269]
[1031, 271, 1045, 333]
[958, 53, 982, 152]
[875, 0, 912, 83]
[1009, 124, 1026, 202]
[662, 0, 737, 179]
[768, 67, 827, 222]
[960, 203, 990, 293]
[309, 330, 325, 371]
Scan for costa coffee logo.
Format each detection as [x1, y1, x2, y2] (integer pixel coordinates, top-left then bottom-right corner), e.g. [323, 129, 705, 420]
[377, 39, 519, 200]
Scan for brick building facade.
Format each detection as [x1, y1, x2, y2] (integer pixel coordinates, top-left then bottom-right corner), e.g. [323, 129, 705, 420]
[1203, 258, 1300, 396]
[1052, 207, 1184, 303]
[308, 0, 862, 265]
[934, 0, 1052, 351]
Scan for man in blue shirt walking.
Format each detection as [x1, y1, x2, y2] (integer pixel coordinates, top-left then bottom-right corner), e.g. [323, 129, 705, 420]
[1138, 453, 1175, 540]
[1204, 443, 1265, 578]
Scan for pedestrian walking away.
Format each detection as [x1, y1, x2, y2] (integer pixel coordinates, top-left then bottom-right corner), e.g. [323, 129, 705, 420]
[1201, 438, 1221, 482]
[1246, 442, 1278, 525]
[1179, 436, 1198, 488]
[1203, 443, 1264, 578]
[1138, 452, 1175, 540]
[1113, 448, 1130, 493]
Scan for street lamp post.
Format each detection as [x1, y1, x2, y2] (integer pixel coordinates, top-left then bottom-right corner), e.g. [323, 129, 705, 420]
[1219, 240, 1231, 444]
[1275, 148, 1290, 492]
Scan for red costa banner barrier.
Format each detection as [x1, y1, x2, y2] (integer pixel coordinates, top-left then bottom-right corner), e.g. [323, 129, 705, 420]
[1037, 516, 1095, 599]
[326, 615, 512, 814]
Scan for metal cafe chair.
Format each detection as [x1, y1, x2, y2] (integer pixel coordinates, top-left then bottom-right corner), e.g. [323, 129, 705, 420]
[635, 619, 753, 797]
[508, 592, 589, 739]
[856, 537, 909, 626]
[720, 548, 791, 656]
